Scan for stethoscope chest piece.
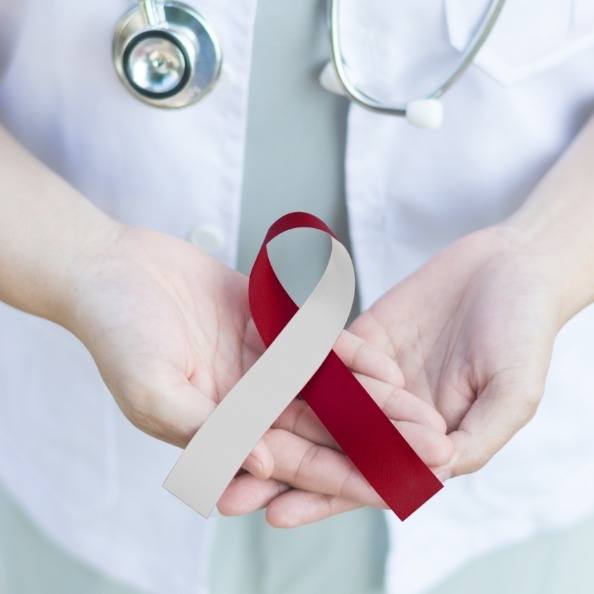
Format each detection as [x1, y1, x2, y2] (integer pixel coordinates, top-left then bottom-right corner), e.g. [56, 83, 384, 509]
[113, 1, 221, 108]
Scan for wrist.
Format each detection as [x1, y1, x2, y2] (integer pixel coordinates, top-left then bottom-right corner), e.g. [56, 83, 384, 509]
[0, 127, 127, 328]
[499, 207, 594, 324]
[498, 114, 594, 323]
[50, 212, 125, 331]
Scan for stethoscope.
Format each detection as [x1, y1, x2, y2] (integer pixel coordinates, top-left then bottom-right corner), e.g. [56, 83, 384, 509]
[112, 0, 221, 108]
[113, 0, 506, 127]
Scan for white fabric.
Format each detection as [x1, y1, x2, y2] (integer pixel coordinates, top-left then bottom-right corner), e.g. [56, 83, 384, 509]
[0, 1, 257, 593]
[1, 1, 594, 594]
[341, 1, 594, 593]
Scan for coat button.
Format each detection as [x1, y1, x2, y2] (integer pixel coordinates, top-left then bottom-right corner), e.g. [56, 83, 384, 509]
[187, 225, 224, 254]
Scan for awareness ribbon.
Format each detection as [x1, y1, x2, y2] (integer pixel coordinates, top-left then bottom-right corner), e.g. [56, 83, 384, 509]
[164, 212, 442, 520]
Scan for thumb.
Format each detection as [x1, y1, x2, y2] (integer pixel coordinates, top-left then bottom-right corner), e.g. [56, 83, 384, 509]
[117, 376, 274, 480]
[446, 372, 545, 477]
[166, 381, 274, 480]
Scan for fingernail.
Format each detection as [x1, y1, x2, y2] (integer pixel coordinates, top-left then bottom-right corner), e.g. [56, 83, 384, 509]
[244, 453, 264, 477]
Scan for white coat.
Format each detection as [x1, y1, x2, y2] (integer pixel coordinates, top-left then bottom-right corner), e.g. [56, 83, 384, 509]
[1, 1, 594, 593]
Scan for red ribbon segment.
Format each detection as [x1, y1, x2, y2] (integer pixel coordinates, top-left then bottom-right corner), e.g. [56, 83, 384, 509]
[249, 212, 442, 520]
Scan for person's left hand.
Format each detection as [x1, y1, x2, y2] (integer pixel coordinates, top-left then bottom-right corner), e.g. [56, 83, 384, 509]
[221, 223, 566, 527]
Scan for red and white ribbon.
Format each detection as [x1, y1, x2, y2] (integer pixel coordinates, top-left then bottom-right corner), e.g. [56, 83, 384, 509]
[164, 212, 442, 520]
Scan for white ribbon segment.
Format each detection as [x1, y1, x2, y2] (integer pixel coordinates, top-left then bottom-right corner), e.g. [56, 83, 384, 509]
[163, 237, 355, 516]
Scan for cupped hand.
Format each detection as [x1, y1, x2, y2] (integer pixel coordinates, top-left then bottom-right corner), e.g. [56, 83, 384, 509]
[63, 225, 275, 475]
[352, 226, 562, 476]
[258, 224, 564, 526]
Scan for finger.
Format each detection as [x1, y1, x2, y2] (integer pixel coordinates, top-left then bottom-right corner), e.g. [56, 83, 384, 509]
[222, 422, 452, 517]
[274, 377, 448, 451]
[274, 399, 334, 447]
[395, 421, 453, 467]
[348, 310, 395, 355]
[446, 374, 543, 476]
[243, 440, 275, 480]
[122, 377, 215, 448]
[333, 330, 404, 388]
[432, 462, 455, 482]
[357, 376, 447, 434]
[217, 474, 290, 516]
[264, 428, 383, 505]
[263, 425, 451, 504]
[218, 476, 363, 525]
[266, 490, 368, 528]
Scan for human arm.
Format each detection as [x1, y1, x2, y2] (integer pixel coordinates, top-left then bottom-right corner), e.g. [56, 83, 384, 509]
[0, 124, 270, 469]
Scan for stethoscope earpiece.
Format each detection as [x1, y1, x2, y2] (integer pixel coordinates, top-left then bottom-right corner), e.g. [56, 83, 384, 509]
[113, 0, 221, 108]
[319, 62, 444, 129]
[405, 99, 443, 129]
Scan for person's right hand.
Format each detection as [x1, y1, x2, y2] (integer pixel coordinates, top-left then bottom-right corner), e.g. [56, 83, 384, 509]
[62, 224, 276, 476]
[62, 224, 450, 505]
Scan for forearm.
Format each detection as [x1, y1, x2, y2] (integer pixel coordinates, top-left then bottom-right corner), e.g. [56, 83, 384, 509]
[0, 125, 119, 324]
[505, 115, 594, 322]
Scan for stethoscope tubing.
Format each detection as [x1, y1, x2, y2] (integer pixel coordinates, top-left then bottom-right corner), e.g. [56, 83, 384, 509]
[116, 0, 506, 119]
[327, 0, 507, 116]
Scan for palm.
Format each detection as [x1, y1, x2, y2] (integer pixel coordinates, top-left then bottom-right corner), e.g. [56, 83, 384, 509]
[69, 226, 263, 447]
[350, 226, 561, 475]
